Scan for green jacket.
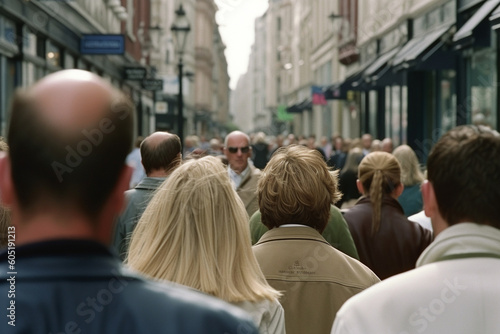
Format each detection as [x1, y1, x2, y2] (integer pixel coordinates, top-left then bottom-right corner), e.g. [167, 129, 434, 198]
[249, 205, 359, 260]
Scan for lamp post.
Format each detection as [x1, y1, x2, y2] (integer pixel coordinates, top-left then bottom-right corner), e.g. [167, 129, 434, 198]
[171, 4, 191, 149]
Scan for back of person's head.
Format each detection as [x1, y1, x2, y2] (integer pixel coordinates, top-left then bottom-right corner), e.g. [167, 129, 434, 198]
[140, 132, 181, 175]
[7, 70, 134, 221]
[254, 131, 267, 144]
[258, 144, 341, 232]
[127, 155, 279, 303]
[427, 125, 500, 228]
[393, 145, 424, 187]
[358, 152, 402, 234]
[342, 147, 364, 174]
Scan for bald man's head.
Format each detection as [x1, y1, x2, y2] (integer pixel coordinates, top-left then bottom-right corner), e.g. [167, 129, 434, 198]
[7, 70, 135, 220]
[140, 132, 182, 175]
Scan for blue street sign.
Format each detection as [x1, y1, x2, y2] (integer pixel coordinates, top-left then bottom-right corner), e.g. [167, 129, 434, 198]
[80, 34, 125, 55]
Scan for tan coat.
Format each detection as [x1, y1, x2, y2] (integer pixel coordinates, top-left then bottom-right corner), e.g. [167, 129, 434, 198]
[253, 226, 380, 334]
[236, 165, 261, 217]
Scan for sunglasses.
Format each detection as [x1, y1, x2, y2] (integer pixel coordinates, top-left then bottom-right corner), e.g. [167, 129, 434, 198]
[227, 146, 250, 154]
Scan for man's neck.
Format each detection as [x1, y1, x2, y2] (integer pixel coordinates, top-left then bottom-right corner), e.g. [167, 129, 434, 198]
[11, 211, 103, 246]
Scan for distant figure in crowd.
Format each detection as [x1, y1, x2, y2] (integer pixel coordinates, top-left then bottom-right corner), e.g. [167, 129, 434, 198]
[253, 145, 379, 334]
[252, 131, 269, 169]
[270, 134, 285, 158]
[327, 135, 347, 170]
[361, 133, 372, 156]
[336, 147, 364, 209]
[393, 144, 424, 216]
[370, 139, 382, 152]
[332, 125, 500, 334]
[0, 137, 10, 249]
[112, 131, 182, 260]
[381, 137, 393, 153]
[320, 135, 332, 158]
[126, 136, 145, 188]
[306, 135, 327, 160]
[0, 69, 256, 334]
[208, 138, 223, 156]
[224, 131, 261, 217]
[127, 156, 285, 333]
[248, 205, 359, 259]
[343, 152, 433, 279]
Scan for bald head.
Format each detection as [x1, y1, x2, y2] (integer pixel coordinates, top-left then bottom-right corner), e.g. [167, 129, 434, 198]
[140, 132, 182, 176]
[29, 70, 117, 133]
[7, 69, 135, 220]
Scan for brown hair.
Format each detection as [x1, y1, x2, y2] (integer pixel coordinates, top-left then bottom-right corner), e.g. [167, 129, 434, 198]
[7, 89, 134, 221]
[427, 125, 500, 227]
[258, 145, 341, 232]
[358, 152, 401, 234]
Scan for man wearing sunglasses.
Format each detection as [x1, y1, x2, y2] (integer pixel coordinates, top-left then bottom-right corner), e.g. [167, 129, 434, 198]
[224, 131, 261, 217]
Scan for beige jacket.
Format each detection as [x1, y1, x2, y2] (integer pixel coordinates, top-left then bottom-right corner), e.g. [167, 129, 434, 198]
[236, 165, 261, 217]
[253, 226, 379, 334]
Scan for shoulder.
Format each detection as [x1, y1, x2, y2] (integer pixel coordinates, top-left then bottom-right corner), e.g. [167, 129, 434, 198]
[124, 279, 258, 333]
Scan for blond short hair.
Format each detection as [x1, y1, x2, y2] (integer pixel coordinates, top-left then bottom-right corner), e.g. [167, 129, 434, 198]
[258, 145, 341, 232]
[127, 156, 279, 303]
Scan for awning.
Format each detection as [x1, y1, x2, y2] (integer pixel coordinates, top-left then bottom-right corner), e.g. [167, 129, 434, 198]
[324, 82, 346, 100]
[489, 3, 500, 28]
[286, 97, 312, 113]
[392, 25, 453, 71]
[362, 47, 401, 87]
[454, 0, 500, 49]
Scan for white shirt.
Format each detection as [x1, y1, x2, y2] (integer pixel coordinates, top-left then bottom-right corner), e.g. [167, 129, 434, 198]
[331, 223, 500, 334]
[228, 165, 250, 190]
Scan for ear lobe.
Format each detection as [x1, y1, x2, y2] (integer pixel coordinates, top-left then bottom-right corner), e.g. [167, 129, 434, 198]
[421, 180, 436, 218]
[0, 153, 15, 207]
[356, 179, 364, 195]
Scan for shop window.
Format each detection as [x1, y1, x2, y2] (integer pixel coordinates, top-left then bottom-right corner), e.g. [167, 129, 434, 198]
[46, 41, 61, 67]
[440, 70, 457, 132]
[2, 17, 16, 44]
[22, 26, 36, 55]
[469, 49, 497, 129]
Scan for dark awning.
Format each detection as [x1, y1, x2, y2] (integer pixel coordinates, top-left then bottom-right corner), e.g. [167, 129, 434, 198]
[490, 2, 500, 28]
[454, 0, 500, 49]
[287, 98, 312, 113]
[362, 47, 401, 87]
[324, 82, 347, 100]
[392, 25, 453, 71]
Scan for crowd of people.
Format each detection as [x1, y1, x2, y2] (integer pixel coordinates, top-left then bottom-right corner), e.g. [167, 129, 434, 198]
[1, 69, 500, 334]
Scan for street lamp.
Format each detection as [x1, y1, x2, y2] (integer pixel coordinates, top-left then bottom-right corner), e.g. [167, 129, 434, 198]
[171, 4, 191, 149]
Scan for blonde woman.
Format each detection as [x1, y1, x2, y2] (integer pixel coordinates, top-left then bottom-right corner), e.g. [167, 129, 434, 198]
[343, 152, 433, 279]
[127, 156, 285, 334]
[393, 144, 425, 216]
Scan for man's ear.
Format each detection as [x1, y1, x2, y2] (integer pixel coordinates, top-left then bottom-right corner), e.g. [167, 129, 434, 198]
[0, 152, 15, 207]
[108, 165, 133, 215]
[421, 180, 436, 218]
[356, 179, 364, 195]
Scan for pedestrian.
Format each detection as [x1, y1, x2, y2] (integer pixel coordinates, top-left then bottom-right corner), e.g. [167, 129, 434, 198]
[253, 145, 379, 334]
[343, 151, 433, 279]
[224, 131, 261, 217]
[332, 125, 500, 334]
[393, 144, 425, 216]
[112, 131, 182, 260]
[0, 69, 257, 334]
[127, 156, 285, 333]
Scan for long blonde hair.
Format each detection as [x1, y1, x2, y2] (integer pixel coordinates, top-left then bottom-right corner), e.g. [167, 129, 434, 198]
[127, 156, 280, 303]
[358, 152, 401, 235]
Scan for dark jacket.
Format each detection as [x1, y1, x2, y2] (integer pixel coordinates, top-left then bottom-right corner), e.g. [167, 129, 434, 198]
[343, 196, 433, 280]
[112, 177, 166, 260]
[0, 240, 257, 334]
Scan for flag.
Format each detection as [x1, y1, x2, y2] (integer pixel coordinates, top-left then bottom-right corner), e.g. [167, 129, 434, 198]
[312, 85, 327, 105]
[277, 105, 294, 121]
